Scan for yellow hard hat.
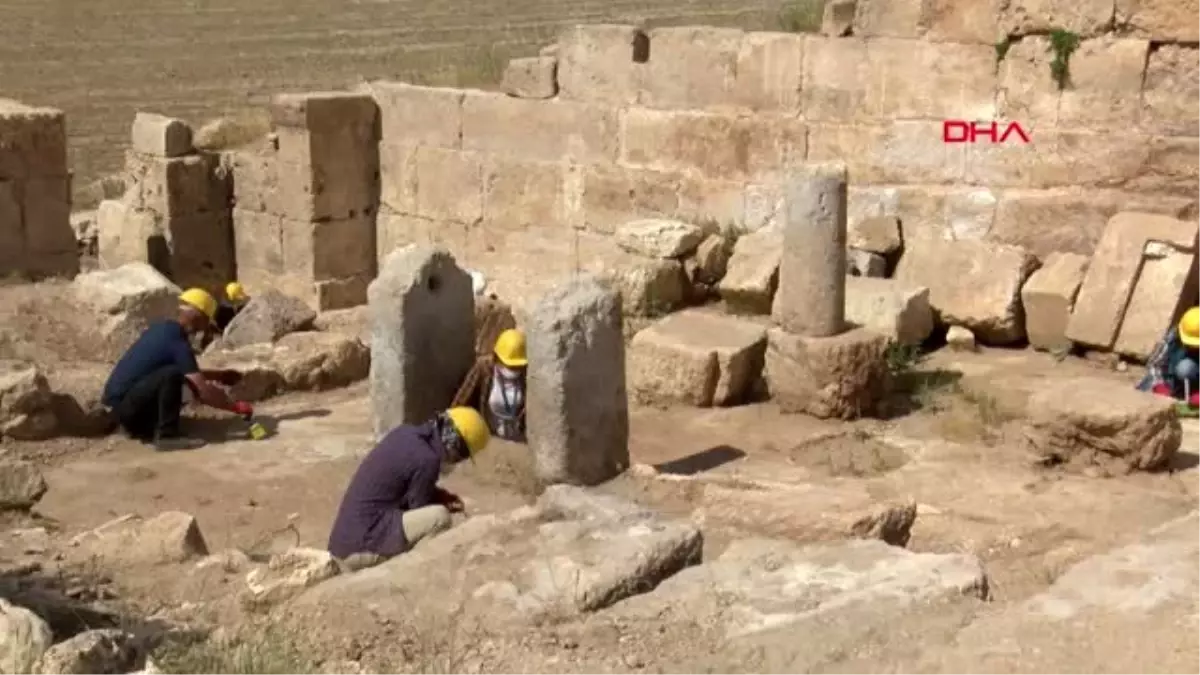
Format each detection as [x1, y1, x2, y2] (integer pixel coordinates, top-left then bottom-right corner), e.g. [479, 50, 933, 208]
[179, 288, 217, 321]
[445, 407, 490, 456]
[1179, 307, 1200, 348]
[493, 329, 528, 367]
[226, 282, 248, 304]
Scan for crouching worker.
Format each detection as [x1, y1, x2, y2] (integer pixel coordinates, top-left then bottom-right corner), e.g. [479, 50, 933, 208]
[214, 281, 249, 333]
[327, 407, 490, 570]
[1138, 307, 1200, 409]
[101, 288, 255, 451]
[452, 329, 528, 442]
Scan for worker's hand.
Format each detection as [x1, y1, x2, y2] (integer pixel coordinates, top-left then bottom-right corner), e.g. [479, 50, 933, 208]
[436, 488, 465, 513]
[231, 400, 254, 418]
[1151, 384, 1172, 397]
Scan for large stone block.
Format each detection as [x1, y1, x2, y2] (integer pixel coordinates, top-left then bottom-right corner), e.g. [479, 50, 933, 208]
[526, 276, 629, 486]
[844, 276, 934, 346]
[413, 147, 482, 223]
[718, 227, 781, 314]
[621, 109, 806, 180]
[1113, 242, 1195, 361]
[482, 158, 564, 233]
[368, 246, 474, 436]
[204, 332, 369, 400]
[996, 37, 1060, 126]
[639, 27, 743, 110]
[1056, 38, 1149, 130]
[163, 212, 236, 293]
[378, 142, 417, 213]
[1131, 136, 1199, 196]
[628, 310, 767, 407]
[615, 219, 703, 259]
[131, 112, 193, 158]
[808, 122, 966, 185]
[273, 123, 381, 222]
[892, 185, 999, 244]
[606, 258, 689, 317]
[98, 200, 161, 270]
[570, 164, 681, 235]
[1023, 378, 1181, 473]
[1115, 0, 1200, 41]
[801, 37, 873, 122]
[361, 81, 464, 148]
[21, 175, 74, 256]
[765, 326, 891, 419]
[867, 39, 998, 120]
[0, 181, 22, 272]
[965, 130, 1162, 191]
[730, 32, 805, 113]
[1001, 0, 1116, 35]
[231, 208, 284, 286]
[501, 56, 558, 99]
[376, 211, 440, 262]
[72, 263, 181, 355]
[461, 92, 617, 164]
[852, 0, 924, 37]
[1020, 251, 1088, 352]
[0, 99, 67, 180]
[555, 24, 644, 105]
[853, 0, 1005, 42]
[1142, 45, 1200, 137]
[894, 239, 1037, 344]
[124, 151, 224, 216]
[1067, 212, 1197, 350]
[269, 91, 378, 134]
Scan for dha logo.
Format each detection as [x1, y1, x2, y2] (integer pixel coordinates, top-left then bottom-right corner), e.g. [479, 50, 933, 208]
[942, 120, 1032, 144]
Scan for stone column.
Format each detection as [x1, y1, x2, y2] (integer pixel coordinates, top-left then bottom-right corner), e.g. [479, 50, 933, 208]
[526, 275, 630, 486]
[368, 245, 474, 438]
[775, 161, 848, 337]
[0, 99, 77, 279]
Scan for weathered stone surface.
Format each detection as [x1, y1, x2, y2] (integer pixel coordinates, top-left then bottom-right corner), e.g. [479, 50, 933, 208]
[1024, 377, 1181, 472]
[1067, 212, 1197, 350]
[615, 219, 703, 259]
[1115, 0, 1199, 41]
[222, 290, 317, 348]
[639, 26, 743, 110]
[848, 215, 901, 255]
[0, 362, 56, 441]
[808, 121, 966, 184]
[945, 325, 978, 352]
[1001, 0, 1116, 35]
[413, 147, 482, 223]
[847, 249, 887, 277]
[1141, 44, 1199, 136]
[69, 511, 209, 566]
[628, 310, 768, 408]
[204, 332, 370, 402]
[0, 598, 52, 674]
[501, 56, 558, 99]
[765, 326, 890, 419]
[0, 459, 47, 509]
[462, 92, 617, 164]
[691, 234, 732, 285]
[1057, 38, 1148, 130]
[72, 262, 181, 355]
[606, 258, 688, 317]
[482, 157, 564, 233]
[776, 162, 847, 338]
[46, 365, 114, 437]
[243, 547, 339, 607]
[295, 487, 701, 628]
[368, 246, 474, 436]
[718, 228, 781, 314]
[1021, 252, 1088, 352]
[1113, 242, 1195, 361]
[845, 276, 933, 346]
[362, 81, 464, 149]
[730, 32, 805, 112]
[0, 98, 68, 180]
[555, 24, 644, 105]
[822, 0, 856, 35]
[895, 239, 1037, 345]
[37, 629, 143, 675]
[610, 538, 988, 672]
[527, 277, 629, 486]
[131, 112, 193, 158]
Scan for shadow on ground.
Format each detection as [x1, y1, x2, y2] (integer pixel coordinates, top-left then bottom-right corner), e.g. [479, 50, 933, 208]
[184, 408, 332, 443]
[654, 445, 747, 476]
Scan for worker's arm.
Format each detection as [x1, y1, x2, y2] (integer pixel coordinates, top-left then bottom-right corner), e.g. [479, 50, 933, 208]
[170, 338, 243, 414]
[402, 455, 440, 510]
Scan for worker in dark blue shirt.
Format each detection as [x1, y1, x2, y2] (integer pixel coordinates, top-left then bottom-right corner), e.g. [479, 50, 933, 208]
[327, 407, 491, 567]
[102, 288, 254, 451]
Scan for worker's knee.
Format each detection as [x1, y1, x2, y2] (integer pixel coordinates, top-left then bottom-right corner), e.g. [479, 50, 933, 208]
[402, 504, 453, 546]
[428, 504, 452, 534]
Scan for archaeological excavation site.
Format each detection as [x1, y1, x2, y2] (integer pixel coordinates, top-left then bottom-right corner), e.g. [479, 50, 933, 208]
[0, 0, 1198, 671]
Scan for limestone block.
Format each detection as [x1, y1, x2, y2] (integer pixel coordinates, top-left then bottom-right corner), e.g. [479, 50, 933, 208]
[21, 175, 74, 256]
[1023, 378, 1181, 472]
[692, 234, 732, 285]
[615, 219, 703, 259]
[0, 99, 67, 179]
[273, 124, 381, 222]
[378, 142, 417, 213]
[801, 37, 873, 122]
[414, 148, 482, 223]
[1067, 212, 1197, 350]
[222, 289, 317, 348]
[123, 151, 223, 216]
[880, 186, 999, 245]
[1115, 0, 1200, 41]
[894, 238, 1037, 345]
[854, 0, 1004, 43]
[162, 212, 237, 293]
[847, 249, 887, 277]
[844, 276, 934, 346]
[97, 200, 160, 270]
[675, 174, 746, 232]
[482, 158, 563, 233]
[730, 32, 805, 112]
[640, 27, 743, 110]
[231, 208, 284, 287]
[997, 37, 1060, 127]
[607, 258, 688, 317]
[1133, 136, 1199, 196]
[765, 326, 890, 419]
[867, 40, 997, 120]
[1142, 45, 1200, 137]
[808, 121, 966, 184]
[1113, 242, 1195, 361]
[461, 92, 617, 164]
[775, 162, 848, 338]
[526, 276, 629, 486]
[628, 311, 767, 407]
[1000, 0, 1116, 35]
[368, 246, 474, 436]
[0, 181, 21, 272]
[1056, 38, 1149, 130]
[278, 215, 376, 286]
[131, 112, 193, 158]
[361, 81, 464, 148]
[36, 629, 142, 675]
[573, 164, 680, 235]
[946, 325, 977, 351]
[72, 262, 181, 355]
[851, 0, 923, 37]
[1020, 252, 1088, 352]
[501, 56, 558, 99]
[269, 91, 378, 134]
[0, 598, 52, 674]
[821, 0, 856, 35]
[315, 275, 371, 311]
[68, 511, 208, 566]
[244, 548, 340, 607]
[376, 211, 438, 261]
[204, 332, 370, 400]
[848, 215, 901, 255]
[718, 228, 781, 314]
[555, 24, 644, 105]
[621, 108, 806, 180]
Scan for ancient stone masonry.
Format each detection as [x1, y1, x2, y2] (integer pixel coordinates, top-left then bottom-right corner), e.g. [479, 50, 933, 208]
[231, 92, 381, 310]
[0, 99, 77, 278]
[99, 112, 234, 294]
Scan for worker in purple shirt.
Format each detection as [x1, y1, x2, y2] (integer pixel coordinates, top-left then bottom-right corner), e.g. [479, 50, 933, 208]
[327, 407, 491, 568]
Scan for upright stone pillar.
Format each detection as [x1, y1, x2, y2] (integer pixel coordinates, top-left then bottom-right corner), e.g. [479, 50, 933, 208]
[775, 162, 847, 337]
[526, 275, 630, 486]
[232, 91, 381, 310]
[0, 99, 77, 278]
[369, 245, 474, 438]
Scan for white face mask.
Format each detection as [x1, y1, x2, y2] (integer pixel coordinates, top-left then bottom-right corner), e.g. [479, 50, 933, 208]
[495, 365, 522, 380]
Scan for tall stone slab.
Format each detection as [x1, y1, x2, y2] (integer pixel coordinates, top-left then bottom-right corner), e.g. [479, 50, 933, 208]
[774, 162, 848, 337]
[0, 98, 76, 278]
[369, 246, 474, 438]
[526, 276, 630, 486]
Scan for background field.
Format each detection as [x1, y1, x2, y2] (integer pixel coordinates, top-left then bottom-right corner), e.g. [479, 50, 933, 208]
[0, 0, 823, 194]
